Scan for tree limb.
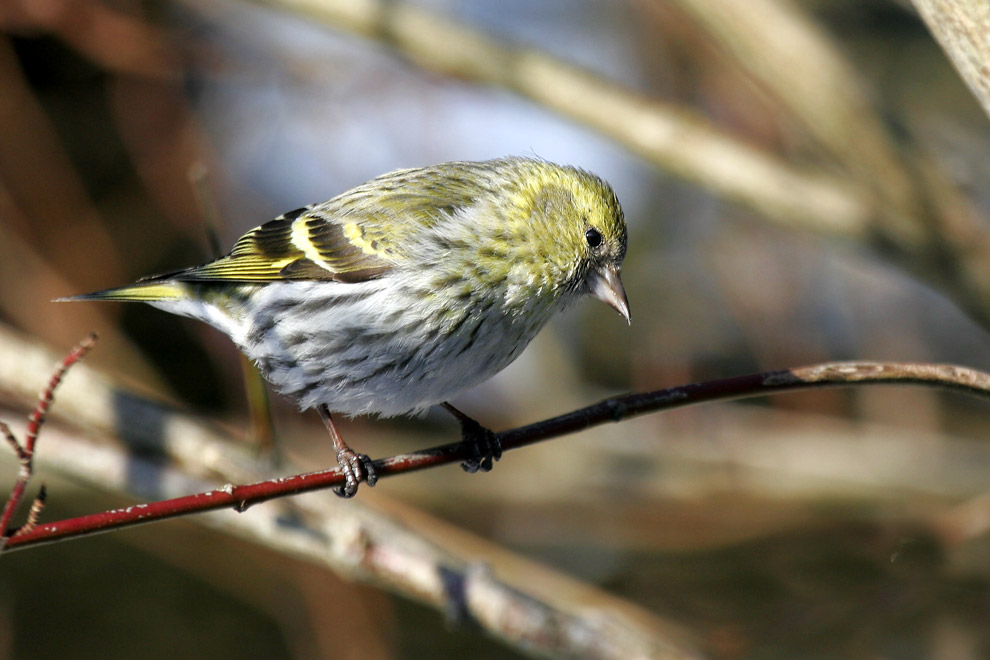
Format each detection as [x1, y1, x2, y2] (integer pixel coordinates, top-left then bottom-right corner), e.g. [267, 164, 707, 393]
[5, 360, 989, 551]
[911, 0, 990, 121]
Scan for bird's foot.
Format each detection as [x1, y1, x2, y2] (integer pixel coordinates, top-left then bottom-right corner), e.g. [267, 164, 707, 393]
[441, 403, 501, 473]
[459, 421, 501, 473]
[319, 405, 377, 498]
[333, 447, 378, 498]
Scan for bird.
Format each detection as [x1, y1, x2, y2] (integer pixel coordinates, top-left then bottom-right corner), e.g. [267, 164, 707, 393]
[62, 157, 630, 496]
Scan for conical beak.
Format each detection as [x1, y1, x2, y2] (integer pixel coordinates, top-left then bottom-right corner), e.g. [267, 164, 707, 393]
[588, 264, 631, 324]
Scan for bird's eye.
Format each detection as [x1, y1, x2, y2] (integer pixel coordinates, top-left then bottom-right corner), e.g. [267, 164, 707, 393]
[585, 228, 603, 249]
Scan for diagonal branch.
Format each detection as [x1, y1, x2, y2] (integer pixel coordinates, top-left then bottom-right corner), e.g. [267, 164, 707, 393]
[911, 0, 990, 121]
[223, 0, 990, 332]
[0, 334, 96, 544]
[227, 0, 869, 238]
[4, 360, 989, 551]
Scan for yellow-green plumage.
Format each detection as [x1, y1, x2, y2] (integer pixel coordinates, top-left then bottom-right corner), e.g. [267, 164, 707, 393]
[66, 156, 629, 423]
[70, 281, 188, 302]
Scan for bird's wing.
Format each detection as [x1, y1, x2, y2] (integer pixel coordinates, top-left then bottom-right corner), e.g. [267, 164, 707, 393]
[172, 207, 394, 284]
[170, 163, 489, 284]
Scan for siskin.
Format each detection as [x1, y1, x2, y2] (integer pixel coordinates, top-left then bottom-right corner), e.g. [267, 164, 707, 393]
[64, 157, 630, 496]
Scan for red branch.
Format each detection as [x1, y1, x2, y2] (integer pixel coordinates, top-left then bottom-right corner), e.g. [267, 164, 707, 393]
[0, 334, 97, 546]
[3, 360, 990, 552]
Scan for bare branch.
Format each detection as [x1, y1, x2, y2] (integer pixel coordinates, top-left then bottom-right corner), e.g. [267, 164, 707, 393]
[0, 422, 25, 463]
[18, 484, 46, 536]
[5, 359, 988, 551]
[0, 334, 96, 543]
[228, 0, 870, 239]
[23, 333, 97, 454]
[911, 0, 990, 121]
[0, 324, 264, 484]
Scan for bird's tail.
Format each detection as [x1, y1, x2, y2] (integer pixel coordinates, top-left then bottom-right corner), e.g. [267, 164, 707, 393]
[56, 280, 188, 303]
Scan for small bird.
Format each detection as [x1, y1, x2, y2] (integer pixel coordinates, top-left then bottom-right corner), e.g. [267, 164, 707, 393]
[64, 157, 630, 496]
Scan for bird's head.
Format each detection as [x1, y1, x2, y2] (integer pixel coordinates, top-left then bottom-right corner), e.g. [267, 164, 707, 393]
[521, 162, 630, 323]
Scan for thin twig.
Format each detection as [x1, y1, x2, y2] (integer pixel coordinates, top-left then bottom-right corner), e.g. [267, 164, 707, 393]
[0, 334, 97, 545]
[23, 334, 98, 455]
[18, 485, 47, 535]
[0, 422, 25, 463]
[4, 360, 989, 551]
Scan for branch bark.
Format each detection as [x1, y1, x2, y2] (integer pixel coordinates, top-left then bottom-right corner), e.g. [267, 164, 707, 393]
[6, 360, 990, 551]
[0, 334, 95, 541]
[911, 0, 990, 121]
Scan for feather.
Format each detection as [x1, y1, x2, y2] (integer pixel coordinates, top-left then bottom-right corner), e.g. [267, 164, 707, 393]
[167, 209, 394, 284]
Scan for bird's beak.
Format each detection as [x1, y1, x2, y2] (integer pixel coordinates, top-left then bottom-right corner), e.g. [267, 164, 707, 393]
[588, 264, 631, 324]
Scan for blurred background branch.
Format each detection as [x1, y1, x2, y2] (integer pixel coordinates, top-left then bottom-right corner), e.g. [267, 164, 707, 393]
[245, 0, 990, 330]
[911, 0, 990, 119]
[245, 0, 873, 238]
[3, 0, 990, 658]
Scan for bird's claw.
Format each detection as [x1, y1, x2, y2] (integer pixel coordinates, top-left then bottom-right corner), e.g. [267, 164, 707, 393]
[458, 419, 502, 473]
[334, 448, 378, 498]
